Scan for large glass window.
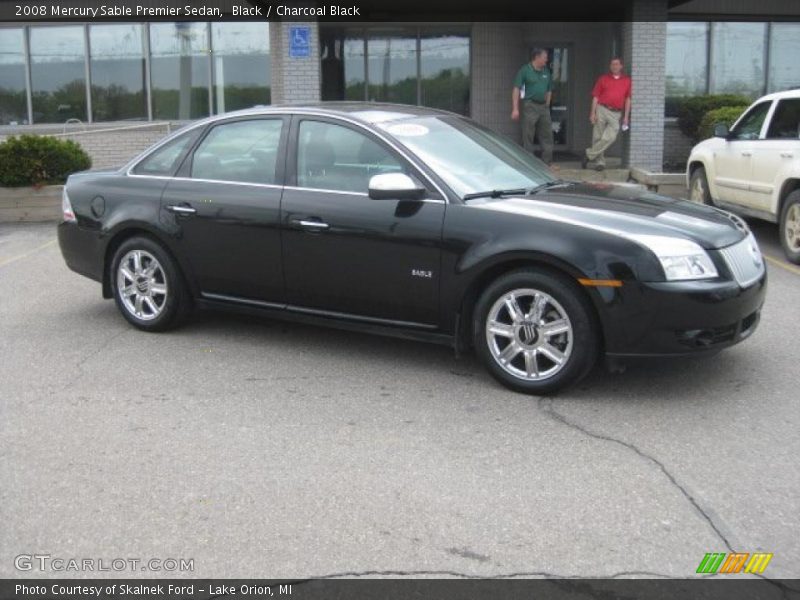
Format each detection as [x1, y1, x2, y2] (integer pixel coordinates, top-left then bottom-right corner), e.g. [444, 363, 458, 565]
[0, 28, 27, 125]
[297, 120, 404, 193]
[710, 23, 767, 98]
[30, 26, 87, 123]
[367, 32, 417, 105]
[768, 23, 800, 94]
[211, 23, 270, 114]
[321, 26, 471, 116]
[191, 119, 282, 184]
[320, 28, 365, 102]
[420, 30, 470, 115]
[665, 22, 708, 97]
[89, 24, 147, 121]
[150, 22, 210, 120]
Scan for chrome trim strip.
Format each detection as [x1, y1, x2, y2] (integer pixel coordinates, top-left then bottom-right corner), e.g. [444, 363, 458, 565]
[200, 291, 437, 330]
[200, 292, 286, 310]
[129, 173, 284, 189]
[124, 108, 451, 202]
[287, 305, 437, 330]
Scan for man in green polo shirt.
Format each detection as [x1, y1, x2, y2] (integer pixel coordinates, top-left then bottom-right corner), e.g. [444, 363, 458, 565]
[511, 48, 554, 165]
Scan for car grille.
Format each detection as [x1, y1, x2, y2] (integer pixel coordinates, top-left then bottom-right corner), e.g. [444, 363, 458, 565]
[719, 233, 765, 288]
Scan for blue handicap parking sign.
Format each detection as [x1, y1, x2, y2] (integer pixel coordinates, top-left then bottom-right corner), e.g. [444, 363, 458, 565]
[289, 26, 310, 58]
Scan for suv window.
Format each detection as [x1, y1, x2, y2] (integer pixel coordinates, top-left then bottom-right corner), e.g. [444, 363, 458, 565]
[296, 120, 405, 193]
[132, 129, 199, 176]
[729, 101, 772, 141]
[766, 99, 800, 140]
[191, 119, 283, 185]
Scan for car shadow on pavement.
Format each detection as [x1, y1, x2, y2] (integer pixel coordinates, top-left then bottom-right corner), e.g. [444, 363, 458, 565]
[187, 308, 747, 403]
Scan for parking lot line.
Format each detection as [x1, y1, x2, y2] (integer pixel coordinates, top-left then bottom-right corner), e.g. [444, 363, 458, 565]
[0, 238, 56, 269]
[763, 254, 800, 277]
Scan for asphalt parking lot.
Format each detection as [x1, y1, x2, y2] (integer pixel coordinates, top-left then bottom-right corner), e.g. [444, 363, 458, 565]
[1, 220, 798, 580]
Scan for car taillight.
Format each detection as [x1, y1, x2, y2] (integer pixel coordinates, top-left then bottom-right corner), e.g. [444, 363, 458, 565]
[62, 188, 76, 223]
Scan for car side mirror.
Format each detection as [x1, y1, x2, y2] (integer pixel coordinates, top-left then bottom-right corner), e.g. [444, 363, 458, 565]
[713, 123, 730, 138]
[368, 172, 426, 201]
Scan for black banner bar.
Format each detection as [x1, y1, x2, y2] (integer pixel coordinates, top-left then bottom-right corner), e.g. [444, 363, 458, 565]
[2, 579, 800, 600]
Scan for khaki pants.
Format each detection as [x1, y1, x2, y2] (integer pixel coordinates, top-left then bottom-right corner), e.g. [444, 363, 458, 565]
[585, 104, 622, 167]
[522, 101, 554, 164]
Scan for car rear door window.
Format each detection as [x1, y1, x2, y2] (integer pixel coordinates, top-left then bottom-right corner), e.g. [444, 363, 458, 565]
[132, 129, 200, 176]
[296, 120, 405, 193]
[730, 101, 772, 140]
[766, 99, 800, 140]
[191, 119, 283, 185]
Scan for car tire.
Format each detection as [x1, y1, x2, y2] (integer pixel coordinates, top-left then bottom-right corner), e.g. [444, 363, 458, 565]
[689, 167, 712, 205]
[110, 236, 191, 331]
[473, 268, 600, 395]
[779, 190, 800, 265]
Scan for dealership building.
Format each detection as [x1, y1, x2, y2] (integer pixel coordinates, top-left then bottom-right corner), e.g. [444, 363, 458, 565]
[1, 0, 799, 171]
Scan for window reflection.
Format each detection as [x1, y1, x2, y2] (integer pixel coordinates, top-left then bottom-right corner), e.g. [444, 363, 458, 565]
[710, 23, 766, 99]
[211, 23, 270, 114]
[320, 28, 365, 101]
[768, 23, 800, 94]
[150, 22, 210, 120]
[89, 24, 146, 121]
[30, 26, 87, 123]
[367, 32, 417, 105]
[665, 22, 708, 97]
[420, 30, 470, 116]
[0, 28, 27, 124]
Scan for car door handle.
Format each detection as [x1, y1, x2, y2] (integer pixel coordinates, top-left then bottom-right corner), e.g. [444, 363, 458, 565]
[291, 218, 330, 231]
[741, 151, 752, 157]
[166, 204, 197, 215]
[780, 152, 794, 158]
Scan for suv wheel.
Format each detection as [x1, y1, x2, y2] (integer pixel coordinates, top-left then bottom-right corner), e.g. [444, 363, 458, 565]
[780, 190, 800, 264]
[689, 167, 712, 205]
[473, 269, 599, 395]
[111, 236, 190, 331]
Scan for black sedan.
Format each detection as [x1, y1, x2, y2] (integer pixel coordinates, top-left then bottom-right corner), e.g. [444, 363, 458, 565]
[58, 103, 766, 394]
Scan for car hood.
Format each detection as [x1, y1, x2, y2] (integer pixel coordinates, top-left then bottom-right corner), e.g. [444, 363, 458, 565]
[471, 182, 745, 250]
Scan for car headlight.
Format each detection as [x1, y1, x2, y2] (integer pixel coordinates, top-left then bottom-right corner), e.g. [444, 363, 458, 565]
[628, 234, 718, 281]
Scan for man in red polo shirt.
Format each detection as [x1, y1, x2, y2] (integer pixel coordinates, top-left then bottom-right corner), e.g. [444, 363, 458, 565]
[582, 57, 632, 171]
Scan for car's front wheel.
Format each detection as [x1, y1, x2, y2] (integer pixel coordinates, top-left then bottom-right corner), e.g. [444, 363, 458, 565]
[689, 167, 712, 205]
[473, 269, 599, 395]
[780, 190, 800, 264]
[111, 236, 190, 331]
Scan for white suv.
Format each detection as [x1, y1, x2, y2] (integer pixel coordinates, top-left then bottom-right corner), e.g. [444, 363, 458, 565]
[687, 89, 800, 263]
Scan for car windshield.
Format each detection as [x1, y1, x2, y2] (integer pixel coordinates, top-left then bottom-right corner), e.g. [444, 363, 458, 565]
[378, 115, 555, 199]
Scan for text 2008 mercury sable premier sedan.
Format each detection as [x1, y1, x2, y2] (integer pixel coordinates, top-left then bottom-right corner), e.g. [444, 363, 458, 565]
[58, 103, 766, 394]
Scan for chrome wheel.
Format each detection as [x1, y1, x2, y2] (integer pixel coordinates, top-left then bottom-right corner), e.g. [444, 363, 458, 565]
[485, 288, 573, 381]
[785, 204, 800, 253]
[116, 249, 168, 321]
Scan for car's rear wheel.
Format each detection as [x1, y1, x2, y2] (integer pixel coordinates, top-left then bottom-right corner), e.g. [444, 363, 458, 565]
[111, 236, 190, 331]
[473, 269, 599, 395]
[689, 167, 712, 205]
[780, 190, 800, 264]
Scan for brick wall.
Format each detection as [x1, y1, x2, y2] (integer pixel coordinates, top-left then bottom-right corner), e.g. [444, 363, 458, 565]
[622, 0, 668, 171]
[0, 122, 175, 169]
[269, 20, 321, 105]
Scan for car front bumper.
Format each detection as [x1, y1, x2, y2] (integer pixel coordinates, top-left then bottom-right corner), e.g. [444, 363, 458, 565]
[601, 272, 767, 358]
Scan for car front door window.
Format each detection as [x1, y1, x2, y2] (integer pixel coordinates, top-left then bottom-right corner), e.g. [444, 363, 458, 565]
[296, 120, 406, 193]
[730, 101, 772, 141]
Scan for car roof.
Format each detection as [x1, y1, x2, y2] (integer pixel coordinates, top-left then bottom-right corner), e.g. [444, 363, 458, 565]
[200, 102, 457, 126]
[755, 88, 800, 102]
